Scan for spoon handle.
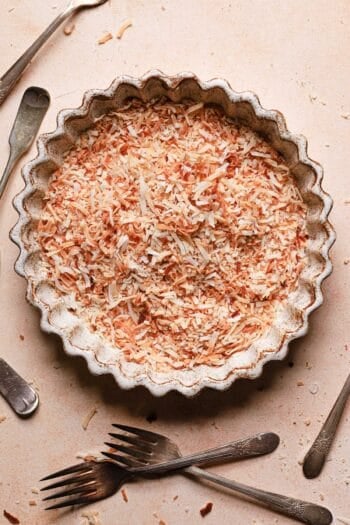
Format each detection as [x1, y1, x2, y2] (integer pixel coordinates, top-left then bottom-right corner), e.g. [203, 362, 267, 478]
[0, 358, 39, 416]
[186, 466, 333, 525]
[0, 87, 50, 200]
[0, 3, 74, 106]
[0, 152, 18, 200]
[303, 372, 350, 479]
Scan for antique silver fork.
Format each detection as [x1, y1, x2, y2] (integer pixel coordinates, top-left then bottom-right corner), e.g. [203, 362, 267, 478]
[41, 428, 278, 508]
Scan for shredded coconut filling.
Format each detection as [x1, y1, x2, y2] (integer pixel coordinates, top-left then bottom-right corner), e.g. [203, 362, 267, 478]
[35, 100, 308, 371]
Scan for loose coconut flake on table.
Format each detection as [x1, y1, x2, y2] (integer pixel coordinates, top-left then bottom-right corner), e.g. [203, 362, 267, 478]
[63, 23, 75, 35]
[116, 19, 133, 39]
[97, 32, 113, 45]
[34, 100, 308, 372]
[81, 406, 98, 430]
[76, 452, 99, 461]
[81, 510, 101, 525]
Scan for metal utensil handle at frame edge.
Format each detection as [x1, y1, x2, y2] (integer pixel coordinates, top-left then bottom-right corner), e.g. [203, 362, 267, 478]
[303, 372, 350, 478]
[0, 7, 73, 106]
[186, 466, 333, 525]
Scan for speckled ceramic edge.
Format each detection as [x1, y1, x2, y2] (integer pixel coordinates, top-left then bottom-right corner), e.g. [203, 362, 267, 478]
[10, 71, 336, 397]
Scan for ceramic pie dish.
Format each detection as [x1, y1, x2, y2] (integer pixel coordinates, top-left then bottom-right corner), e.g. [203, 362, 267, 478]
[10, 71, 335, 396]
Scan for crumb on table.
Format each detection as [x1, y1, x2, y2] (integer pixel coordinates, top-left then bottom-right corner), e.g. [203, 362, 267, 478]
[200, 502, 213, 517]
[3, 510, 20, 524]
[121, 488, 128, 502]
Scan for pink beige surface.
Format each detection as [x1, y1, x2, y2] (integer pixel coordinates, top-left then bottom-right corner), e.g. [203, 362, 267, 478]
[0, 1, 349, 524]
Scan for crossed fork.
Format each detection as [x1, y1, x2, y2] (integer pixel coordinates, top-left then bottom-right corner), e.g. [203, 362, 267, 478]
[41, 424, 332, 525]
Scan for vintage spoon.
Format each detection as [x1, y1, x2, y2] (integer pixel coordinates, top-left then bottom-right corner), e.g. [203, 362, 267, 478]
[0, 86, 49, 415]
[303, 371, 350, 478]
[0, 86, 50, 200]
[0, 0, 108, 106]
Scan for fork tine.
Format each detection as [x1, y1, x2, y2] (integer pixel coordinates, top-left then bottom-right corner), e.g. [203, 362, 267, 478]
[44, 494, 94, 510]
[112, 423, 162, 443]
[40, 462, 92, 482]
[42, 482, 96, 502]
[101, 450, 148, 465]
[101, 451, 120, 462]
[41, 474, 95, 492]
[105, 442, 152, 459]
[100, 452, 144, 467]
[109, 432, 152, 449]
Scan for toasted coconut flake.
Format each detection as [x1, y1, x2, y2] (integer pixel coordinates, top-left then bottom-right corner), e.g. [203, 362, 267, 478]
[63, 23, 75, 36]
[98, 32, 113, 45]
[187, 102, 204, 114]
[81, 510, 101, 525]
[81, 406, 98, 430]
[34, 100, 307, 372]
[116, 19, 133, 39]
[121, 488, 128, 502]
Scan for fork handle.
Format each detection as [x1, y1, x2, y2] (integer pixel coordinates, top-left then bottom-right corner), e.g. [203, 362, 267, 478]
[186, 466, 332, 525]
[0, 3, 75, 106]
[132, 432, 279, 474]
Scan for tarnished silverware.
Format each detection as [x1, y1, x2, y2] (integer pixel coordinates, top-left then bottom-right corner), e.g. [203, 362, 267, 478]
[0, 86, 50, 200]
[103, 425, 280, 471]
[40, 425, 333, 524]
[303, 372, 350, 479]
[41, 427, 280, 509]
[0, 0, 108, 106]
[106, 424, 332, 525]
[0, 358, 38, 416]
[41, 460, 332, 525]
[0, 86, 48, 416]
